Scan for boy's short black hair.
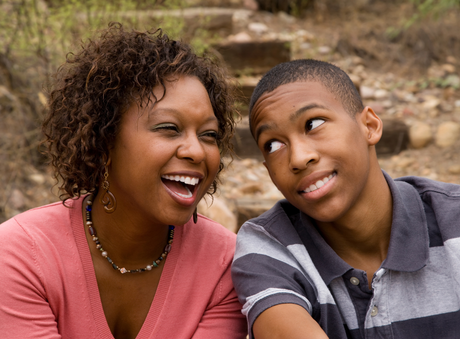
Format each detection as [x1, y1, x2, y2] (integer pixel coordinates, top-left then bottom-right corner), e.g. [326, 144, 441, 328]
[249, 59, 364, 119]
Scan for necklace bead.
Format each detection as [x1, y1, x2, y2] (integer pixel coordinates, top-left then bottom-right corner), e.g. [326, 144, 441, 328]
[85, 197, 175, 274]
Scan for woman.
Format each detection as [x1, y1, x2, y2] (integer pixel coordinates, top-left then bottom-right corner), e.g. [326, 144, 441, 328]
[0, 23, 247, 338]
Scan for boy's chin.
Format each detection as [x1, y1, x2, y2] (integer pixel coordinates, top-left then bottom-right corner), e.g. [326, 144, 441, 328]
[294, 200, 351, 224]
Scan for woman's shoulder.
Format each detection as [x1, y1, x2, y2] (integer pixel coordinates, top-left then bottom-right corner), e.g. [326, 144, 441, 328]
[192, 213, 237, 241]
[0, 199, 79, 242]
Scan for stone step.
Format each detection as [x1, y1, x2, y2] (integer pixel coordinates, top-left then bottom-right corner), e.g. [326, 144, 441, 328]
[184, 0, 255, 8]
[237, 77, 259, 108]
[215, 40, 291, 75]
[118, 8, 253, 35]
[232, 117, 409, 160]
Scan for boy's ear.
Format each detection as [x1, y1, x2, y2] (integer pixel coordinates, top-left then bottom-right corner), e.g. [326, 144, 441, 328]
[358, 106, 382, 146]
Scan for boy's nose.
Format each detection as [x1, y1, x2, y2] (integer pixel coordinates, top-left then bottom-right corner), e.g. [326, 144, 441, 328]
[176, 135, 206, 163]
[288, 141, 319, 172]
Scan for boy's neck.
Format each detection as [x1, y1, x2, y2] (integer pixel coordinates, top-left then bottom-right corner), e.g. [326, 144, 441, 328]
[315, 166, 393, 279]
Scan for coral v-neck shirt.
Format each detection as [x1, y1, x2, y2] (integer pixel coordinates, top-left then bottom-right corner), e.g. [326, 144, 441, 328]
[0, 197, 247, 338]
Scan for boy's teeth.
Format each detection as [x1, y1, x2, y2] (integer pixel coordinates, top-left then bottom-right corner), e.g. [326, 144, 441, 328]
[162, 175, 199, 186]
[304, 173, 335, 193]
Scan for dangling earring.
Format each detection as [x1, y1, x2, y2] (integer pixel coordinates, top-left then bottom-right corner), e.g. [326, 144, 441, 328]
[193, 207, 198, 224]
[100, 166, 117, 213]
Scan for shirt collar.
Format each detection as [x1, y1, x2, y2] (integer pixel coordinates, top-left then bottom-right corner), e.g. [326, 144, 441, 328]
[295, 171, 429, 286]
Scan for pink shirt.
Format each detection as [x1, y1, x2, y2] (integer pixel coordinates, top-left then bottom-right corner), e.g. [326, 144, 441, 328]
[0, 197, 247, 338]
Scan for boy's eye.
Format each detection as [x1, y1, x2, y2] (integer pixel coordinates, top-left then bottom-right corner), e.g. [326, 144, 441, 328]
[306, 118, 325, 132]
[264, 140, 285, 154]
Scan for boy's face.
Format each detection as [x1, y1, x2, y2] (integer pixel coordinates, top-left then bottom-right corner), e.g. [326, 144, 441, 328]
[251, 80, 379, 223]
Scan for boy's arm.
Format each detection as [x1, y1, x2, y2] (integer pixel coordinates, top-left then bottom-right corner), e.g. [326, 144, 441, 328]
[253, 304, 328, 339]
[232, 220, 329, 338]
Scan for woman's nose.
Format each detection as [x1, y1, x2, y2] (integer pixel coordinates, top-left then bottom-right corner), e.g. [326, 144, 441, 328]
[176, 134, 206, 163]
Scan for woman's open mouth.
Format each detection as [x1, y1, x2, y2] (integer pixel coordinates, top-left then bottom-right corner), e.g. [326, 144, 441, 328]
[161, 175, 200, 199]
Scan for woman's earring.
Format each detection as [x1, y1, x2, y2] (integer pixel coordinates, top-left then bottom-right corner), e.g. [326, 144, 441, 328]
[100, 167, 117, 213]
[193, 207, 198, 224]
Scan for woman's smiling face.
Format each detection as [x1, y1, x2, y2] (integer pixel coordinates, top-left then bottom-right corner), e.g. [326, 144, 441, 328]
[107, 76, 221, 226]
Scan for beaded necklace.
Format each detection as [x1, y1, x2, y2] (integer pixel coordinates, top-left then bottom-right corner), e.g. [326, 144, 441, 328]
[85, 197, 175, 274]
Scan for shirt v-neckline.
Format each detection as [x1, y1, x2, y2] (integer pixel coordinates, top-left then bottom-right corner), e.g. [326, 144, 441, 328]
[70, 196, 182, 338]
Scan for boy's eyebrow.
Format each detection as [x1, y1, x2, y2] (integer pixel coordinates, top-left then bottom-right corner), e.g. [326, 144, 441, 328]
[289, 103, 328, 122]
[254, 103, 328, 142]
[254, 123, 275, 143]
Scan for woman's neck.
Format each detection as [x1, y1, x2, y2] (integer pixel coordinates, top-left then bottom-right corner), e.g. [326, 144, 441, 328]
[84, 194, 171, 268]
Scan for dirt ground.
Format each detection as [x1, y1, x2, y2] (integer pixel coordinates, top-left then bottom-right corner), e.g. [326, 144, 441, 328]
[1, 1, 459, 223]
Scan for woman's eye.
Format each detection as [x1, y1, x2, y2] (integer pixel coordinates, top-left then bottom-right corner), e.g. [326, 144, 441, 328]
[152, 123, 178, 132]
[264, 140, 285, 154]
[201, 131, 218, 141]
[306, 118, 325, 131]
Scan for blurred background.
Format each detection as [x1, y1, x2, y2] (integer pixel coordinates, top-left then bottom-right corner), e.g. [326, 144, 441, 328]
[1, 0, 459, 231]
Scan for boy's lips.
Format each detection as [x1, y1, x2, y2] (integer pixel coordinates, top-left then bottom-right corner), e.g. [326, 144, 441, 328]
[298, 171, 337, 196]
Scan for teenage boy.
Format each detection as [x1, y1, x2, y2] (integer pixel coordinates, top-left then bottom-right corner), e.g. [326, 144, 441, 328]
[231, 59, 460, 339]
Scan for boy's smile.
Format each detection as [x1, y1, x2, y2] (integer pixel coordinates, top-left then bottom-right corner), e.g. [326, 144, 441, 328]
[251, 80, 382, 224]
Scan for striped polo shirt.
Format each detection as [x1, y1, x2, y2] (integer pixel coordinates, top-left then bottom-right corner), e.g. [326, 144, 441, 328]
[232, 173, 460, 339]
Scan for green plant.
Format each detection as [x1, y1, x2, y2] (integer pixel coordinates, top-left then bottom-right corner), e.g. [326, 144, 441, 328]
[386, 0, 460, 38]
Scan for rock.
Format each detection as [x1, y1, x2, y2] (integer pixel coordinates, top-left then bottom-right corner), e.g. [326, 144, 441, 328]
[214, 40, 291, 75]
[28, 173, 46, 185]
[38, 92, 48, 107]
[248, 22, 268, 34]
[374, 89, 389, 99]
[435, 122, 460, 147]
[445, 74, 460, 88]
[318, 46, 331, 54]
[455, 100, 460, 108]
[370, 103, 384, 115]
[409, 122, 432, 149]
[229, 32, 252, 42]
[352, 56, 364, 66]
[348, 74, 361, 90]
[277, 11, 295, 24]
[442, 63, 456, 74]
[9, 189, 26, 210]
[422, 97, 440, 110]
[360, 86, 374, 99]
[448, 165, 460, 174]
[377, 118, 409, 155]
[428, 65, 444, 78]
[295, 29, 315, 41]
[300, 42, 312, 50]
[243, 0, 258, 10]
[402, 107, 414, 116]
[239, 182, 263, 194]
[198, 197, 238, 233]
[394, 157, 415, 170]
[446, 56, 457, 64]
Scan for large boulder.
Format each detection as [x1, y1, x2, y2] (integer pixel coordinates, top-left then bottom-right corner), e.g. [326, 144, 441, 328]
[409, 122, 432, 149]
[435, 122, 460, 147]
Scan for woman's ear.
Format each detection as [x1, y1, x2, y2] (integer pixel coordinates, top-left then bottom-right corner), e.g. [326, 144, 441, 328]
[358, 106, 383, 146]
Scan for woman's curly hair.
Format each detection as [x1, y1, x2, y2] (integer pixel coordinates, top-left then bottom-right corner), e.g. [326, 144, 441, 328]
[43, 22, 238, 201]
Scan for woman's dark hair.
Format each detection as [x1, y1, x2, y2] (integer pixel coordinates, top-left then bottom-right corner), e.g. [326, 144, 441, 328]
[43, 22, 237, 201]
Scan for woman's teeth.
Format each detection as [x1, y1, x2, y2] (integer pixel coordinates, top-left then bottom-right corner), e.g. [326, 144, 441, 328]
[162, 175, 200, 185]
[303, 173, 335, 193]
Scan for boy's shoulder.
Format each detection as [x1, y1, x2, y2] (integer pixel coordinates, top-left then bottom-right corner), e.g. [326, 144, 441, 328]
[395, 175, 460, 198]
[237, 199, 304, 250]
